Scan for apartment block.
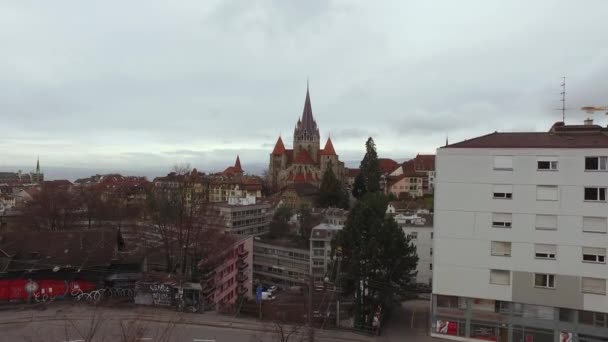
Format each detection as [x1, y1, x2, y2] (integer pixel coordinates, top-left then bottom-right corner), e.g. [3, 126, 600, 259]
[395, 213, 433, 286]
[201, 235, 253, 310]
[253, 237, 310, 287]
[213, 196, 273, 236]
[432, 121, 608, 342]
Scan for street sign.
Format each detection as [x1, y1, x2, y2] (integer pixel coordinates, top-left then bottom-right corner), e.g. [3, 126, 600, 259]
[256, 286, 263, 304]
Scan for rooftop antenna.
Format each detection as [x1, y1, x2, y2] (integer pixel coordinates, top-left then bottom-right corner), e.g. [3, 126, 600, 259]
[560, 76, 566, 122]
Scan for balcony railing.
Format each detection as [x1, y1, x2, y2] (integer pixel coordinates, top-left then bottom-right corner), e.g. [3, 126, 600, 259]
[202, 284, 216, 295]
[237, 260, 248, 270]
[201, 269, 216, 280]
[237, 285, 248, 295]
[238, 249, 249, 259]
[236, 273, 248, 283]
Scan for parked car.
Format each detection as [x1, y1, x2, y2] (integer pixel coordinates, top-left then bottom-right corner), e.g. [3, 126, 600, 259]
[261, 291, 275, 301]
[267, 285, 278, 294]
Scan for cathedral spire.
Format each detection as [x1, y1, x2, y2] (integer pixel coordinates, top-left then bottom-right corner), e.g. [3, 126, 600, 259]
[36, 156, 40, 173]
[235, 155, 242, 172]
[301, 83, 316, 134]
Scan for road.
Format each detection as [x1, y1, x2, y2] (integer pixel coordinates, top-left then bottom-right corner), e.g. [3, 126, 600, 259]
[0, 303, 374, 342]
[380, 300, 440, 342]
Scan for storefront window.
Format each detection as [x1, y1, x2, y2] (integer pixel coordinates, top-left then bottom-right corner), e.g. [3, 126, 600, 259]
[436, 295, 466, 309]
[579, 310, 608, 327]
[434, 317, 466, 337]
[522, 304, 554, 320]
[512, 326, 553, 342]
[559, 308, 576, 322]
[470, 321, 499, 341]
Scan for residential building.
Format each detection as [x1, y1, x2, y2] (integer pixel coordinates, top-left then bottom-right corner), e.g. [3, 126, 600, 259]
[253, 236, 310, 287]
[268, 85, 346, 191]
[412, 154, 436, 194]
[394, 213, 433, 286]
[387, 160, 425, 198]
[278, 182, 319, 209]
[212, 196, 273, 236]
[310, 222, 343, 284]
[200, 235, 253, 310]
[432, 121, 608, 341]
[208, 156, 263, 202]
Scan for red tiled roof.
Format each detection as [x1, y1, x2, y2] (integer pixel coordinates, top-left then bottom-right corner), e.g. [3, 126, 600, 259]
[320, 137, 336, 155]
[378, 158, 400, 174]
[294, 149, 315, 165]
[346, 168, 360, 178]
[272, 136, 286, 155]
[222, 155, 244, 177]
[414, 154, 435, 171]
[445, 126, 608, 149]
[293, 173, 306, 183]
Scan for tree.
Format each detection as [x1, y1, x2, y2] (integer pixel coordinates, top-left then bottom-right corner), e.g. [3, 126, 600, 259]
[146, 164, 222, 278]
[268, 206, 293, 238]
[335, 192, 418, 329]
[352, 137, 381, 199]
[318, 166, 349, 209]
[24, 183, 78, 231]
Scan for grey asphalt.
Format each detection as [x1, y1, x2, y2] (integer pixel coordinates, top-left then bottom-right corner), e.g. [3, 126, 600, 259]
[0, 303, 374, 342]
[380, 299, 441, 342]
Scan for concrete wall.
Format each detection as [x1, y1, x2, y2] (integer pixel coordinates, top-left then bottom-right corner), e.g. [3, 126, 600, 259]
[434, 147, 608, 312]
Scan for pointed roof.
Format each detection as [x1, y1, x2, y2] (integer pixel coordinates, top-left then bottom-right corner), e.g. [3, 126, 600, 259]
[272, 136, 286, 155]
[301, 85, 315, 132]
[234, 155, 242, 172]
[320, 137, 336, 155]
[36, 156, 40, 173]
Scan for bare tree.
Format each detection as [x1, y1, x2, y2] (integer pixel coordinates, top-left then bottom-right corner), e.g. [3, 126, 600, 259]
[251, 318, 306, 342]
[24, 183, 78, 231]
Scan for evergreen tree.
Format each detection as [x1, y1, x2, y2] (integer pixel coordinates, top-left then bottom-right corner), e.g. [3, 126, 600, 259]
[353, 137, 381, 199]
[335, 192, 418, 329]
[318, 165, 349, 209]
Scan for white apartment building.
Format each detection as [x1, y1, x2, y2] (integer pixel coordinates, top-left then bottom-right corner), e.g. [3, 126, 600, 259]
[395, 213, 433, 286]
[432, 121, 608, 342]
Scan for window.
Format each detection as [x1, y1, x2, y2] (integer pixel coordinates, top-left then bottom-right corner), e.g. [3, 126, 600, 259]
[312, 241, 324, 248]
[493, 156, 513, 170]
[491, 213, 512, 228]
[583, 217, 607, 233]
[490, 270, 510, 285]
[582, 247, 606, 263]
[535, 244, 557, 259]
[537, 185, 558, 201]
[430, 248, 433, 256]
[493, 184, 513, 199]
[491, 241, 511, 256]
[408, 232, 418, 240]
[535, 215, 557, 230]
[534, 273, 555, 288]
[585, 156, 608, 171]
[313, 249, 324, 257]
[431, 232, 434, 239]
[582, 277, 606, 295]
[537, 158, 558, 171]
[430, 263, 433, 270]
[584, 187, 606, 201]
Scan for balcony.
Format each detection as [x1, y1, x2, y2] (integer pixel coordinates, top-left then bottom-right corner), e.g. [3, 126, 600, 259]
[237, 260, 248, 270]
[202, 283, 216, 296]
[236, 273, 248, 283]
[237, 285, 248, 296]
[238, 249, 249, 259]
[201, 269, 216, 280]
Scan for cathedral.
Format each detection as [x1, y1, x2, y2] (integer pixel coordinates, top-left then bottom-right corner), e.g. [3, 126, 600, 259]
[269, 86, 345, 191]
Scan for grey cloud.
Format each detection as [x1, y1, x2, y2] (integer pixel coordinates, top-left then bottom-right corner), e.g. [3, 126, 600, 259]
[1, 0, 608, 174]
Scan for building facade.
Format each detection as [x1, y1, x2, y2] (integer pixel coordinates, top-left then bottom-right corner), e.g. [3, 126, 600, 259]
[201, 236, 253, 310]
[268, 86, 345, 191]
[253, 238, 310, 287]
[212, 196, 273, 236]
[395, 213, 433, 286]
[432, 121, 608, 341]
[310, 222, 343, 285]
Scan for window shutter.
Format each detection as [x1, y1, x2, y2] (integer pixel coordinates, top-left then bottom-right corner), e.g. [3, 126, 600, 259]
[582, 247, 606, 256]
[583, 217, 607, 233]
[491, 241, 511, 256]
[582, 277, 606, 294]
[535, 215, 557, 229]
[536, 186, 558, 201]
[490, 270, 510, 285]
[535, 244, 557, 256]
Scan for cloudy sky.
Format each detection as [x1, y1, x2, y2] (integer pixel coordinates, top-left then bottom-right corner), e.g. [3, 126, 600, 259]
[1, 0, 607, 179]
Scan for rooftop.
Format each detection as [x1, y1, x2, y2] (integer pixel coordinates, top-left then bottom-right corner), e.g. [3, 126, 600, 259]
[444, 121, 608, 149]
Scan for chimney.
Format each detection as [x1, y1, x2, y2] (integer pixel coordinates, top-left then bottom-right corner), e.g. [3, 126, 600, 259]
[584, 118, 594, 126]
